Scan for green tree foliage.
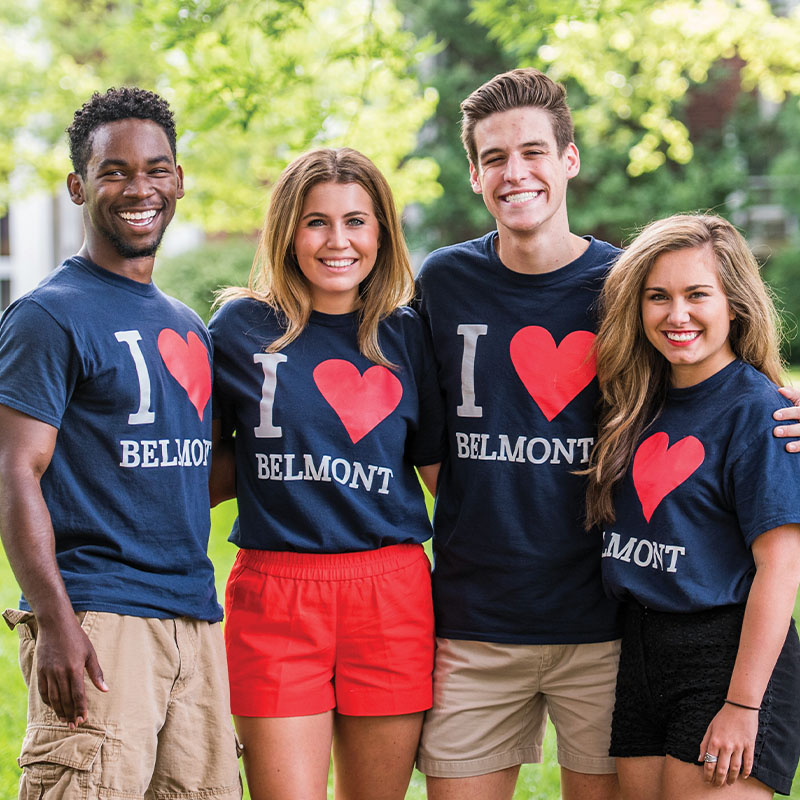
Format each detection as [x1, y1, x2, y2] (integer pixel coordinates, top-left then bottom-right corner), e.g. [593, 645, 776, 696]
[398, 0, 800, 277]
[154, 236, 256, 322]
[762, 242, 800, 362]
[471, 0, 800, 176]
[397, 0, 515, 251]
[0, 0, 441, 231]
[567, 68, 751, 243]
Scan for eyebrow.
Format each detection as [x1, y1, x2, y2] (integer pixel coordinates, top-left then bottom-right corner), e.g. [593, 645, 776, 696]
[643, 284, 716, 292]
[478, 140, 550, 161]
[300, 209, 372, 220]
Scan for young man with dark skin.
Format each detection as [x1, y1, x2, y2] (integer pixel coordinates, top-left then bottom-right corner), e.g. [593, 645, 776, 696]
[0, 88, 240, 799]
[414, 67, 800, 800]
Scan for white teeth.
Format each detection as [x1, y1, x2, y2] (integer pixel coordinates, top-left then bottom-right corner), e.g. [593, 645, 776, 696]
[503, 191, 540, 203]
[322, 259, 355, 268]
[665, 331, 699, 342]
[119, 210, 157, 223]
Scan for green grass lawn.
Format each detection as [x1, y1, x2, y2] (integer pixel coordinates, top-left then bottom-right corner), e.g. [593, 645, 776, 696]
[1, 497, 798, 798]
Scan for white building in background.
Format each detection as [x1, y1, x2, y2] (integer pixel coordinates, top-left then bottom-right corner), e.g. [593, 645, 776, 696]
[0, 191, 83, 312]
[0, 190, 202, 313]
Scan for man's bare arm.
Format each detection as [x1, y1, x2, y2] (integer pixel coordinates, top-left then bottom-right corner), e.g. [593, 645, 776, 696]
[417, 463, 441, 497]
[0, 404, 107, 726]
[209, 419, 236, 507]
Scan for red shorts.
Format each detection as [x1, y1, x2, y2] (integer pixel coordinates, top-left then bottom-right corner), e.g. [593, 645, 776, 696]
[224, 543, 434, 718]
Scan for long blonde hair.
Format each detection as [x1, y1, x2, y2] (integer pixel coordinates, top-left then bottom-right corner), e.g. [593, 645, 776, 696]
[218, 148, 413, 367]
[585, 213, 783, 528]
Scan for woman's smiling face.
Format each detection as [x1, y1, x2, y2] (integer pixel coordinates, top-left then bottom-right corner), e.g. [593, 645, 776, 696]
[292, 181, 380, 314]
[641, 244, 736, 388]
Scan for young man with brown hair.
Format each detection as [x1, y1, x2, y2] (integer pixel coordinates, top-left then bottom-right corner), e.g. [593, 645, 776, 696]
[415, 68, 622, 800]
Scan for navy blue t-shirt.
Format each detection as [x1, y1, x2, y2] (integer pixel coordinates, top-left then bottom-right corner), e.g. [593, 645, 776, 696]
[416, 232, 623, 644]
[209, 298, 446, 553]
[0, 257, 221, 621]
[603, 360, 800, 612]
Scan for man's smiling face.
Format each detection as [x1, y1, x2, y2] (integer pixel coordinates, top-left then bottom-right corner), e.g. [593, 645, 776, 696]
[469, 106, 579, 241]
[72, 118, 184, 265]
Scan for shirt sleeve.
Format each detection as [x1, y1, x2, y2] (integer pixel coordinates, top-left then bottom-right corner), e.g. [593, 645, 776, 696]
[207, 305, 238, 437]
[729, 414, 800, 546]
[0, 299, 78, 428]
[405, 313, 447, 467]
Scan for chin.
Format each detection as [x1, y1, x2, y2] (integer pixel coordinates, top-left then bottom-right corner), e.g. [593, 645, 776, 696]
[111, 233, 165, 260]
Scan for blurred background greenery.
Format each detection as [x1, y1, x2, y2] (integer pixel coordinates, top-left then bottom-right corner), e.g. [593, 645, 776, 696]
[3, 0, 800, 357]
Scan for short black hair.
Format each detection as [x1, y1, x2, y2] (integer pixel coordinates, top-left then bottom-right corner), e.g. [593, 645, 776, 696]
[67, 87, 177, 177]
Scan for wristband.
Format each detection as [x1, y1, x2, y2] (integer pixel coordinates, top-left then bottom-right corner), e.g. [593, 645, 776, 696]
[724, 699, 760, 712]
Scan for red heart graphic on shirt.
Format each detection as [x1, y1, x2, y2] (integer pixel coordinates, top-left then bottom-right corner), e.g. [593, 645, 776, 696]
[509, 326, 596, 421]
[633, 432, 705, 522]
[157, 329, 211, 420]
[313, 359, 403, 444]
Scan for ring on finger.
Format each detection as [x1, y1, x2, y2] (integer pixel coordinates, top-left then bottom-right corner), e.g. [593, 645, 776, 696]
[704, 752, 719, 764]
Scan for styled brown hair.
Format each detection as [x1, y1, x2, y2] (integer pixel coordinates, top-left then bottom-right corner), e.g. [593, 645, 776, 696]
[585, 213, 784, 528]
[218, 148, 413, 367]
[460, 68, 574, 166]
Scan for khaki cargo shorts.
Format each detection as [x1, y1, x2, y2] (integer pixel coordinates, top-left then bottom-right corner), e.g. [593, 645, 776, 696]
[4, 609, 242, 799]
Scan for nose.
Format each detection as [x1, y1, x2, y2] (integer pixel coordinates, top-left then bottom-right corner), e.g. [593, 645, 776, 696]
[503, 152, 525, 182]
[123, 173, 155, 198]
[666, 299, 691, 326]
[327, 222, 348, 249]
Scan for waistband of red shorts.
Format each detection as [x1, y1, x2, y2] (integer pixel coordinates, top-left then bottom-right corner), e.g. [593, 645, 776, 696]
[234, 542, 428, 580]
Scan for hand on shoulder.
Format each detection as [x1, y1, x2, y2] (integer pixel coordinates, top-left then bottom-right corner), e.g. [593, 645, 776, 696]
[773, 386, 800, 451]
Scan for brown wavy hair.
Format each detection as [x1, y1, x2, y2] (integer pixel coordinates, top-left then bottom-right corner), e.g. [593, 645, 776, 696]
[585, 213, 784, 528]
[217, 147, 413, 367]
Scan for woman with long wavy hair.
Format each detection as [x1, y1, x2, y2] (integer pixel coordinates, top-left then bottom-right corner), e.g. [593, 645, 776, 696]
[586, 213, 800, 799]
[209, 148, 445, 800]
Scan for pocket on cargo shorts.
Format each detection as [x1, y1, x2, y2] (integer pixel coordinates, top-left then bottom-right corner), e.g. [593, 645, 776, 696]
[18, 724, 106, 800]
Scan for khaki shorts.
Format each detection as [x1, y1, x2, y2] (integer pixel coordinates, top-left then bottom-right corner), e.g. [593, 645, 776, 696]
[416, 637, 621, 778]
[4, 609, 241, 799]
